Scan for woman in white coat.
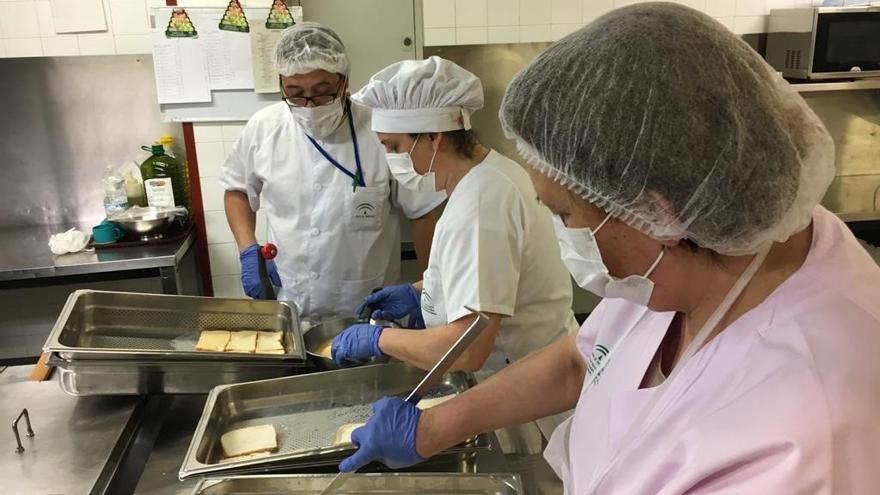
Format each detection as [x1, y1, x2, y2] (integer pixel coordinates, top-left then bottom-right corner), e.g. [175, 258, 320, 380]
[334, 5, 880, 494]
[331, 57, 579, 460]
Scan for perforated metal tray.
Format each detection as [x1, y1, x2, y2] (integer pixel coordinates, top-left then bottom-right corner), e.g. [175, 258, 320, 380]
[179, 363, 492, 480]
[191, 473, 523, 495]
[43, 290, 305, 363]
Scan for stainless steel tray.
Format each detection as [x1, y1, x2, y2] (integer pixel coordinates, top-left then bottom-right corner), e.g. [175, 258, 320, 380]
[47, 353, 299, 396]
[43, 290, 306, 363]
[180, 363, 492, 480]
[191, 473, 523, 495]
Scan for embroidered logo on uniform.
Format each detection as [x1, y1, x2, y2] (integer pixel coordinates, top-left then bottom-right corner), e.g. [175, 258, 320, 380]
[355, 202, 376, 219]
[586, 344, 610, 385]
[422, 290, 437, 315]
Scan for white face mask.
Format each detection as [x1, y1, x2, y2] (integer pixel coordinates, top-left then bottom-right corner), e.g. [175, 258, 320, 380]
[552, 214, 664, 306]
[289, 98, 346, 139]
[385, 134, 438, 192]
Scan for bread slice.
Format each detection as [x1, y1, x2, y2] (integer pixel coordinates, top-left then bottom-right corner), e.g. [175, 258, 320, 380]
[226, 331, 258, 353]
[256, 331, 284, 354]
[334, 423, 363, 446]
[417, 394, 455, 410]
[195, 330, 230, 352]
[314, 338, 333, 359]
[220, 424, 278, 458]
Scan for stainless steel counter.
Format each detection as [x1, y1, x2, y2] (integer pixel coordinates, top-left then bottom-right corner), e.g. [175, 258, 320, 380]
[0, 224, 194, 282]
[0, 365, 144, 495]
[1, 364, 548, 495]
[134, 395, 206, 495]
[0, 225, 200, 362]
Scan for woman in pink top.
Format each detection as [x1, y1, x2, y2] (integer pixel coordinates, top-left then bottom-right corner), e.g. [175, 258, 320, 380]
[338, 3, 880, 493]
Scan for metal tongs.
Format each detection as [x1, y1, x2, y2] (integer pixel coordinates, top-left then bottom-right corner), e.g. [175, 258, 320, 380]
[319, 307, 491, 494]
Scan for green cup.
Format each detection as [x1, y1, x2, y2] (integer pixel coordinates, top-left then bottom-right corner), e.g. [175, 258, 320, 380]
[92, 221, 124, 244]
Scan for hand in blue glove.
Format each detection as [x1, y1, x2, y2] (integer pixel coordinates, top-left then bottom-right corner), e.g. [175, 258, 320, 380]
[339, 397, 426, 472]
[356, 284, 425, 329]
[239, 243, 281, 299]
[331, 324, 383, 366]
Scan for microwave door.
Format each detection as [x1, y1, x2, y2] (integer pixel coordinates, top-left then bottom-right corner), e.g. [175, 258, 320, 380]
[812, 12, 880, 78]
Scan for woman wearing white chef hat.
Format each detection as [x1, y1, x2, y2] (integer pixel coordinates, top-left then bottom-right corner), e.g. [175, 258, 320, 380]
[335, 4, 880, 494]
[331, 56, 579, 477]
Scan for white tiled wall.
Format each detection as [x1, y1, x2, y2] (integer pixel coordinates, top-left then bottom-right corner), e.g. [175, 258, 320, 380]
[0, 0, 828, 56]
[193, 121, 267, 299]
[422, 0, 823, 46]
[0, 0, 155, 58]
[0, 0, 260, 58]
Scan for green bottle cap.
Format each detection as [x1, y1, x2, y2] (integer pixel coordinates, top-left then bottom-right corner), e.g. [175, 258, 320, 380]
[141, 144, 165, 155]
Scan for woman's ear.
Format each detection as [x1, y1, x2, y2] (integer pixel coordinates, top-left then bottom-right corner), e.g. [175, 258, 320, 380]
[643, 190, 685, 248]
[428, 132, 443, 153]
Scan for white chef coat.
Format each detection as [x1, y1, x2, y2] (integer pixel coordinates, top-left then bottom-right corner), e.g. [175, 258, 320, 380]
[420, 150, 579, 451]
[421, 150, 578, 362]
[219, 100, 445, 321]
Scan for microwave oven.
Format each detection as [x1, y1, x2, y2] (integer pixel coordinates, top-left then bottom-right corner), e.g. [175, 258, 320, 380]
[766, 6, 880, 80]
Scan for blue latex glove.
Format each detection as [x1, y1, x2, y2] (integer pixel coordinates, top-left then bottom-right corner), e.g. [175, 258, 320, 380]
[331, 323, 384, 365]
[356, 284, 425, 329]
[339, 397, 426, 472]
[239, 243, 281, 299]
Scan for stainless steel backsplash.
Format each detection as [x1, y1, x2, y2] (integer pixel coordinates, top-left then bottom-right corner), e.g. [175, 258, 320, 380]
[0, 55, 182, 229]
[426, 43, 880, 218]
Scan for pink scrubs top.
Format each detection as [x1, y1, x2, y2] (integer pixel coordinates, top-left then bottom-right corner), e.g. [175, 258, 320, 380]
[545, 206, 880, 494]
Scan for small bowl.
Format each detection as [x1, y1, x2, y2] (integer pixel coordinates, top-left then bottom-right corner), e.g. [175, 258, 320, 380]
[303, 316, 399, 370]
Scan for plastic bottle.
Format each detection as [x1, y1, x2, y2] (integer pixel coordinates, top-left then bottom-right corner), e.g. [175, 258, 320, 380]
[140, 144, 185, 208]
[118, 161, 146, 208]
[102, 167, 129, 216]
[157, 134, 191, 209]
[124, 170, 147, 207]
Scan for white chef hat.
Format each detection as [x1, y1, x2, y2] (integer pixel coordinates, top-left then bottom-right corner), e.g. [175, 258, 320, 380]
[351, 56, 484, 133]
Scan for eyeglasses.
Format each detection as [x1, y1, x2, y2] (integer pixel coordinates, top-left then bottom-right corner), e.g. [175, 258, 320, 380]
[281, 77, 345, 108]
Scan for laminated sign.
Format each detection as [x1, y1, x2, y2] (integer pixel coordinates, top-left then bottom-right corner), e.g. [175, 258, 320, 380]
[219, 0, 249, 33]
[166, 8, 198, 38]
[266, 0, 295, 29]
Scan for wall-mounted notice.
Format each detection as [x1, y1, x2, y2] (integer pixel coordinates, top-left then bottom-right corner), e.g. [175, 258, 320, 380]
[49, 0, 108, 34]
[186, 9, 255, 90]
[291, 6, 304, 25]
[266, 0, 295, 29]
[219, 0, 250, 32]
[250, 22, 284, 93]
[165, 8, 198, 38]
[151, 33, 212, 104]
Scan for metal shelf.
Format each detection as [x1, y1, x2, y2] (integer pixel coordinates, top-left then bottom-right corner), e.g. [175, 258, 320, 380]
[790, 79, 880, 93]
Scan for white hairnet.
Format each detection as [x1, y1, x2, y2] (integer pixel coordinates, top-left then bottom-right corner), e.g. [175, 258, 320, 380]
[351, 56, 484, 133]
[274, 22, 350, 76]
[500, 3, 834, 256]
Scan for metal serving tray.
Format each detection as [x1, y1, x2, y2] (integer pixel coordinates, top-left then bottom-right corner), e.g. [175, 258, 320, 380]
[43, 290, 306, 363]
[191, 473, 523, 495]
[47, 353, 299, 396]
[180, 363, 492, 480]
